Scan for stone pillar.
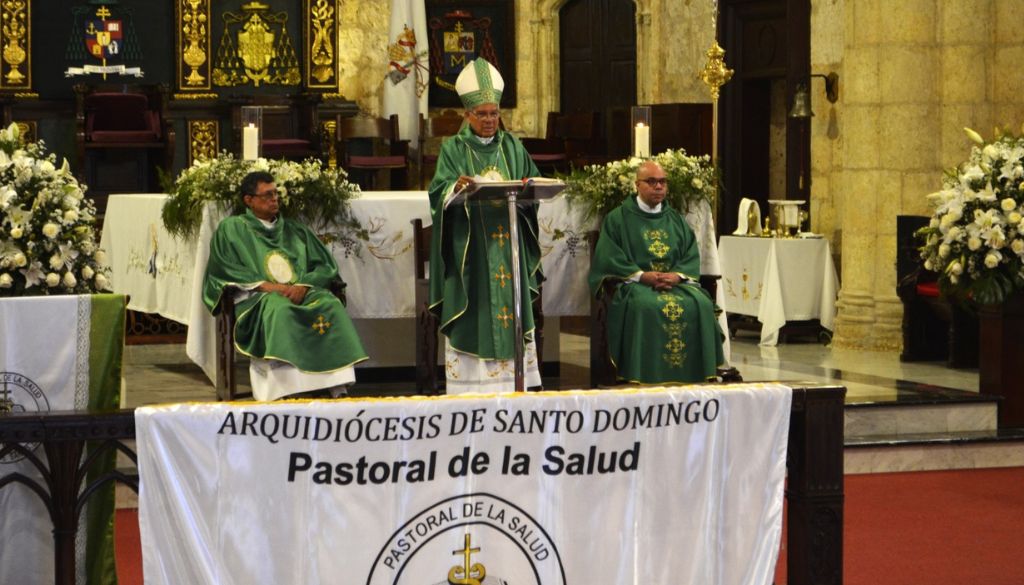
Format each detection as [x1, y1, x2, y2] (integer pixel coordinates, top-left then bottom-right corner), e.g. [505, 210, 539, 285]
[832, 0, 944, 350]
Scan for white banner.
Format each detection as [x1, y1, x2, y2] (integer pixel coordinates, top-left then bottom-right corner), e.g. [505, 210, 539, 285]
[137, 385, 791, 584]
[0, 296, 91, 585]
[383, 0, 429, 146]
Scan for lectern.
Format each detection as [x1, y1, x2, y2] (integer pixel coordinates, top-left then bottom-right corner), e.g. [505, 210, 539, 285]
[453, 178, 565, 392]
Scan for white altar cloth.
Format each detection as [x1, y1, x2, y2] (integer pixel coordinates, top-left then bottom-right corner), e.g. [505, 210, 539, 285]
[717, 236, 839, 346]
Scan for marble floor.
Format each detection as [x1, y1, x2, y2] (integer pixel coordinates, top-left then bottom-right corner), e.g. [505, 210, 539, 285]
[122, 330, 979, 408]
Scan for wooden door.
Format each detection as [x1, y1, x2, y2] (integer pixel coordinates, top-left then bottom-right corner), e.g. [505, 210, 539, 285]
[559, 0, 636, 158]
[719, 0, 810, 236]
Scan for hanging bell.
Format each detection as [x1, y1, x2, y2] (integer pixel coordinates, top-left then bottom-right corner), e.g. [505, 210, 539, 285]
[788, 84, 814, 118]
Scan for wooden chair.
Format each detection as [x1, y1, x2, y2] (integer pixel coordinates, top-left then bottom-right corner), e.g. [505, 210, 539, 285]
[896, 215, 978, 367]
[74, 83, 174, 212]
[214, 282, 347, 401]
[587, 230, 740, 387]
[521, 112, 569, 175]
[412, 218, 544, 394]
[417, 110, 464, 188]
[238, 94, 322, 161]
[336, 114, 409, 190]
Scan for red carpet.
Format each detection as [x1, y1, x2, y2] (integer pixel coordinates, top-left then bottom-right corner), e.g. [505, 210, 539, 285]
[116, 467, 1024, 584]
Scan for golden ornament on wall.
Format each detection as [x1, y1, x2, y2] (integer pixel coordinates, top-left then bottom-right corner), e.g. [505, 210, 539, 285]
[1, 0, 30, 88]
[306, 0, 336, 86]
[188, 119, 219, 164]
[213, 1, 300, 87]
[181, 0, 211, 88]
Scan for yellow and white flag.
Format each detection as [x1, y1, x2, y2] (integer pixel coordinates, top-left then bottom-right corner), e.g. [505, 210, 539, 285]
[383, 0, 429, 148]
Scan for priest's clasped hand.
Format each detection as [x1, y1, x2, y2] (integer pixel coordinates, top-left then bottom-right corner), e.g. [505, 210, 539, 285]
[259, 282, 309, 304]
[639, 271, 681, 291]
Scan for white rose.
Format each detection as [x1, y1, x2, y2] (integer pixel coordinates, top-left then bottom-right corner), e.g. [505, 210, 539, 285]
[1001, 198, 1017, 212]
[985, 252, 1001, 268]
[950, 261, 964, 275]
[48, 254, 63, 270]
[691, 178, 704, 189]
[93, 249, 107, 264]
[968, 237, 983, 251]
[42, 222, 59, 238]
[939, 243, 951, 258]
[947, 226, 962, 241]
[924, 259, 934, 271]
[95, 273, 110, 290]
[82, 265, 94, 279]
[45, 272, 59, 287]
[1012, 239, 1024, 255]
[1010, 211, 1022, 225]
[0, 273, 11, 288]
[12, 252, 26, 267]
[63, 209, 78, 222]
[62, 271, 77, 288]
[9, 226, 22, 239]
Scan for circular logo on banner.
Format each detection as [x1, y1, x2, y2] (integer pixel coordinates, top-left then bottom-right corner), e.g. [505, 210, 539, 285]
[0, 371, 50, 464]
[367, 493, 566, 585]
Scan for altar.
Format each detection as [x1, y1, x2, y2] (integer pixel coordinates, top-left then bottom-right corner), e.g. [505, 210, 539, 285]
[717, 235, 839, 346]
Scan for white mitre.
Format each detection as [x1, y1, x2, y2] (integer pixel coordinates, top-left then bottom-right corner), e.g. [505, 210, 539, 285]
[455, 59, 505, 109]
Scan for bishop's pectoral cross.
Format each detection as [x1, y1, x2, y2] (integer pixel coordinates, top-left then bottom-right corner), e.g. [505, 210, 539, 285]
[447, 533, 486, 585]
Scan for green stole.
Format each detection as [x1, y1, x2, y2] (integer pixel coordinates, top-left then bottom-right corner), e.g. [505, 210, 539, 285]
[427, 126, 542, 360]
[203, 209, 367, 372]
[589, 197, 724, 383]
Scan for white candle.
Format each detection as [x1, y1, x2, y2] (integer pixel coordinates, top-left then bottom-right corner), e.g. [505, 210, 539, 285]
[242, 123, 259, 160]
[634, 123, 650, 158]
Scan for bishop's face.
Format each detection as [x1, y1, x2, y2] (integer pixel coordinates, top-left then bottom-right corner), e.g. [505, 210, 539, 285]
[465, 104, 500, 139]
[244, 180, 280, 221]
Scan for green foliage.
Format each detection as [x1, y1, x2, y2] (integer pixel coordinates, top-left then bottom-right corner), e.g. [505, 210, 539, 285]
[557, 150, 717, 225]
[161, 153, 362, 240]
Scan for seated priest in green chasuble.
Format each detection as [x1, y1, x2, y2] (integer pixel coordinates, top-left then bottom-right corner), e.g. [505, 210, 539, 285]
[203, 171, 367, 400]
[589, 161, 725, 383]
[427, 59, 543, 393]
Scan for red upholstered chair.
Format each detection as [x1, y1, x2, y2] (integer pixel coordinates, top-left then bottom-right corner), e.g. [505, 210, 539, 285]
[896, 215, 979, 367]
[417, 110, 464, 188]
[74, 84, 174, 209]
[336, 114, 409, 190]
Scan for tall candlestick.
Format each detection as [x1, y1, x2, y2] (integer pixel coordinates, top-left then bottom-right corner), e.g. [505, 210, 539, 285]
[634, 123, 650, 158]
[242, 123, 258, 161]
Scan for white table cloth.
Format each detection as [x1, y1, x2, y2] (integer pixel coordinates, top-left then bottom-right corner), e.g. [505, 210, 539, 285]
[717, 235, 838, 346]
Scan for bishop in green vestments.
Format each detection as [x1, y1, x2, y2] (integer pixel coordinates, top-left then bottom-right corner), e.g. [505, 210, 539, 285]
[427, 59, 543, 393]
[589, 161, 725, 384]
[203, 171, 368, 400]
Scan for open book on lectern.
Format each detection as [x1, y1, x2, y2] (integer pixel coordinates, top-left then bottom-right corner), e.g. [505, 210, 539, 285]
[447, 177, 566, 207]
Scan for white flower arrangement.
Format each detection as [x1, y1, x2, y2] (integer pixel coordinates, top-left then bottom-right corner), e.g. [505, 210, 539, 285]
[0, 123, 110, 296]
[919, 126, 1024, 304]
[161, 152, 363, 241]
[560, 149, 717, 224]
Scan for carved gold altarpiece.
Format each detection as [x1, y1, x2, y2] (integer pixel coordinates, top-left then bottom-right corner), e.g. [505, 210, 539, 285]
[0, 0, 37, 97]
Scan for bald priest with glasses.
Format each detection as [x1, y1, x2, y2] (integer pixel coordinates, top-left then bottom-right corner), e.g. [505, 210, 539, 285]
[426, 59, 544, 394]
[202, 171, 368, 400]
[589, 161, 725, 384]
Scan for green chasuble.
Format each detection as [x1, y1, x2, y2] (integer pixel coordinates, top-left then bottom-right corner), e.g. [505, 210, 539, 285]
[203, 209, 367, 373]
[589, 197, 724, 383]
[427, 126, 542, 360]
